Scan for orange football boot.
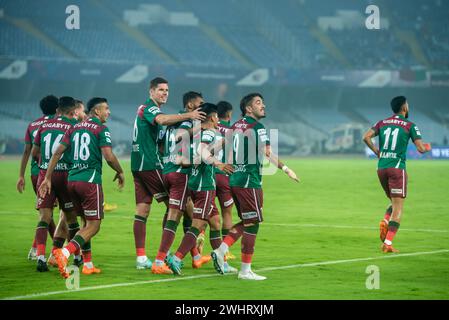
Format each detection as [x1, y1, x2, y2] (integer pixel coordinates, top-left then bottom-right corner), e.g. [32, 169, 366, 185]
[151, 263, 174, 275]
[381, 243, 400, 253]
[379, 220, 388, 242]
[82, 265, 101, 275]
[53, 249, 69, 278]
[192, 255, 211, 269]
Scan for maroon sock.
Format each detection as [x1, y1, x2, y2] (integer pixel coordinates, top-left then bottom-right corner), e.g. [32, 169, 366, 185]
[134, 215, 147, 256]
[223, 222, 244, 248]
[156, 220, 178, 261]
[35, 221, 49, 256]
[175, 227, 200, 260]
[209, 230, 222, 250]
[241, 225, 259, 262]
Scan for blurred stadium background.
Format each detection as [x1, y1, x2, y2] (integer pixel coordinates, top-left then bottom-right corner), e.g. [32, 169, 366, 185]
[1, 0, 448, 157]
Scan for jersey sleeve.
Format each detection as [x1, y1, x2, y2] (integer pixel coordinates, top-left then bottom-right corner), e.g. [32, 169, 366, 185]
[33, 127, 42, 146]
[143, 106, 163, 125]
[60, 127, 72, 148]
[179, 120, 193, 130]
[410, 123, 422, 142]
[256, 123, 270, 146]
[371, 121, 381, 136]
[99, 126, 113, 148]
[201, 130, 215, 145]
[24, 125, 32, 144]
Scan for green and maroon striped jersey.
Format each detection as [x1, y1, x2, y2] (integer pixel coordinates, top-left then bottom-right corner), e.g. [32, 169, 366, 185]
[162, 111, 191, 175]
[372, 114, 422, 170]
[25, 115, 53, 176]
[214, 119, 231, 175]
[188, 129, 217, 191]
[229, 116, 270, 189]
[131, 99, 164, 172]
[61, 117, 112, 184]
[33, 116, 77, 171]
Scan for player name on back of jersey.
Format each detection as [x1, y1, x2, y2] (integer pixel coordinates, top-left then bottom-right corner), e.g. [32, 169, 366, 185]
[380, 151, 397, 159]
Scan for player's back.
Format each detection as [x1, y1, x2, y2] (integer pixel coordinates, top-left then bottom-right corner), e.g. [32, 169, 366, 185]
[35, 116, 75, 171]
[373, 114, 422, 170]
[64, 117, 111, 184]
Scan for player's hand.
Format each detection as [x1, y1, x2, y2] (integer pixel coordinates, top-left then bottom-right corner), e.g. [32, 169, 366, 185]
[16, 176, 25, 193]
[188, 108, 206, 121]
[38, 178, 51, 198]
[113, 172, 125, 190]
[374, 149, 380, 158]
[217, 163, 234, 175]
[286, 168, 300, 183]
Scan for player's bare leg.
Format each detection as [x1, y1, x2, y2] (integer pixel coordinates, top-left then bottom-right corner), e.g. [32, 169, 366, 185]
[134, 202, 153, 269]
[382, 198, 403, 253]
[379, 204, 392, 242]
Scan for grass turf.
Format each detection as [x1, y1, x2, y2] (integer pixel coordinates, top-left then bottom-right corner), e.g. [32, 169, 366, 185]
[0, 158, 448, 300]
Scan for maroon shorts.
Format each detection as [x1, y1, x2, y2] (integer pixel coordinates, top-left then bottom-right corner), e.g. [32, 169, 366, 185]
[133, 170, 168, 204]
[377, 168, 408, 199]
[31, 175, 38, 194]
[216, 174, 234, 209]
[191, 190, 219, 221]
[231, 187, 264, 224]
[164, 172, 189, 211]
[36, 170, 74, 211]
[68, 181, 104, 220]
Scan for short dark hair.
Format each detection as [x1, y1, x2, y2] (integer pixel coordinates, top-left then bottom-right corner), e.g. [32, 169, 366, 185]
[74, 99, 84, 107]
[87, 97, 108, 112]
[198, 103, 217, 122]
[183, 91, 203, 108]
[150, 77, 168, 90]
[240, 93, 263, 117]
[391, 96, 407, 114]
[217, 101, 233, 119]
[39, 95, 59, 116]
[58, 96, 76, 114]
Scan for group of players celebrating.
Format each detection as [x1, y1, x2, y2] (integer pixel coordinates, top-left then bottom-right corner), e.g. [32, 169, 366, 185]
[17, 76, 430, 282]
[17, 76, 299, 281]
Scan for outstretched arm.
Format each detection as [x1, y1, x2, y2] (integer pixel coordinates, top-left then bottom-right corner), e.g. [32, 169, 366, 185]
[265, 145, 299, 182]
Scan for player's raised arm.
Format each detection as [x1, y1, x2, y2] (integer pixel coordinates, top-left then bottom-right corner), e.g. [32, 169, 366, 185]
[362, 128, 380, 158]
[265, 145, 299, 182]
[38, 143, 67, 198]
[17, 144, 32, 193]
[101, 146, 125, 189]
[155, 109, 206, 127]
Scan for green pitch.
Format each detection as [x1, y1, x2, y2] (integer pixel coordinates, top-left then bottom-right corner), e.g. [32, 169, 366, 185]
[1, 158, 448, 300]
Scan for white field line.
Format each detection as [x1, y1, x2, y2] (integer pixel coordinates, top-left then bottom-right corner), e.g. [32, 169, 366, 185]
[2, 211, 448, 234]
[2, 249, 449, 300]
